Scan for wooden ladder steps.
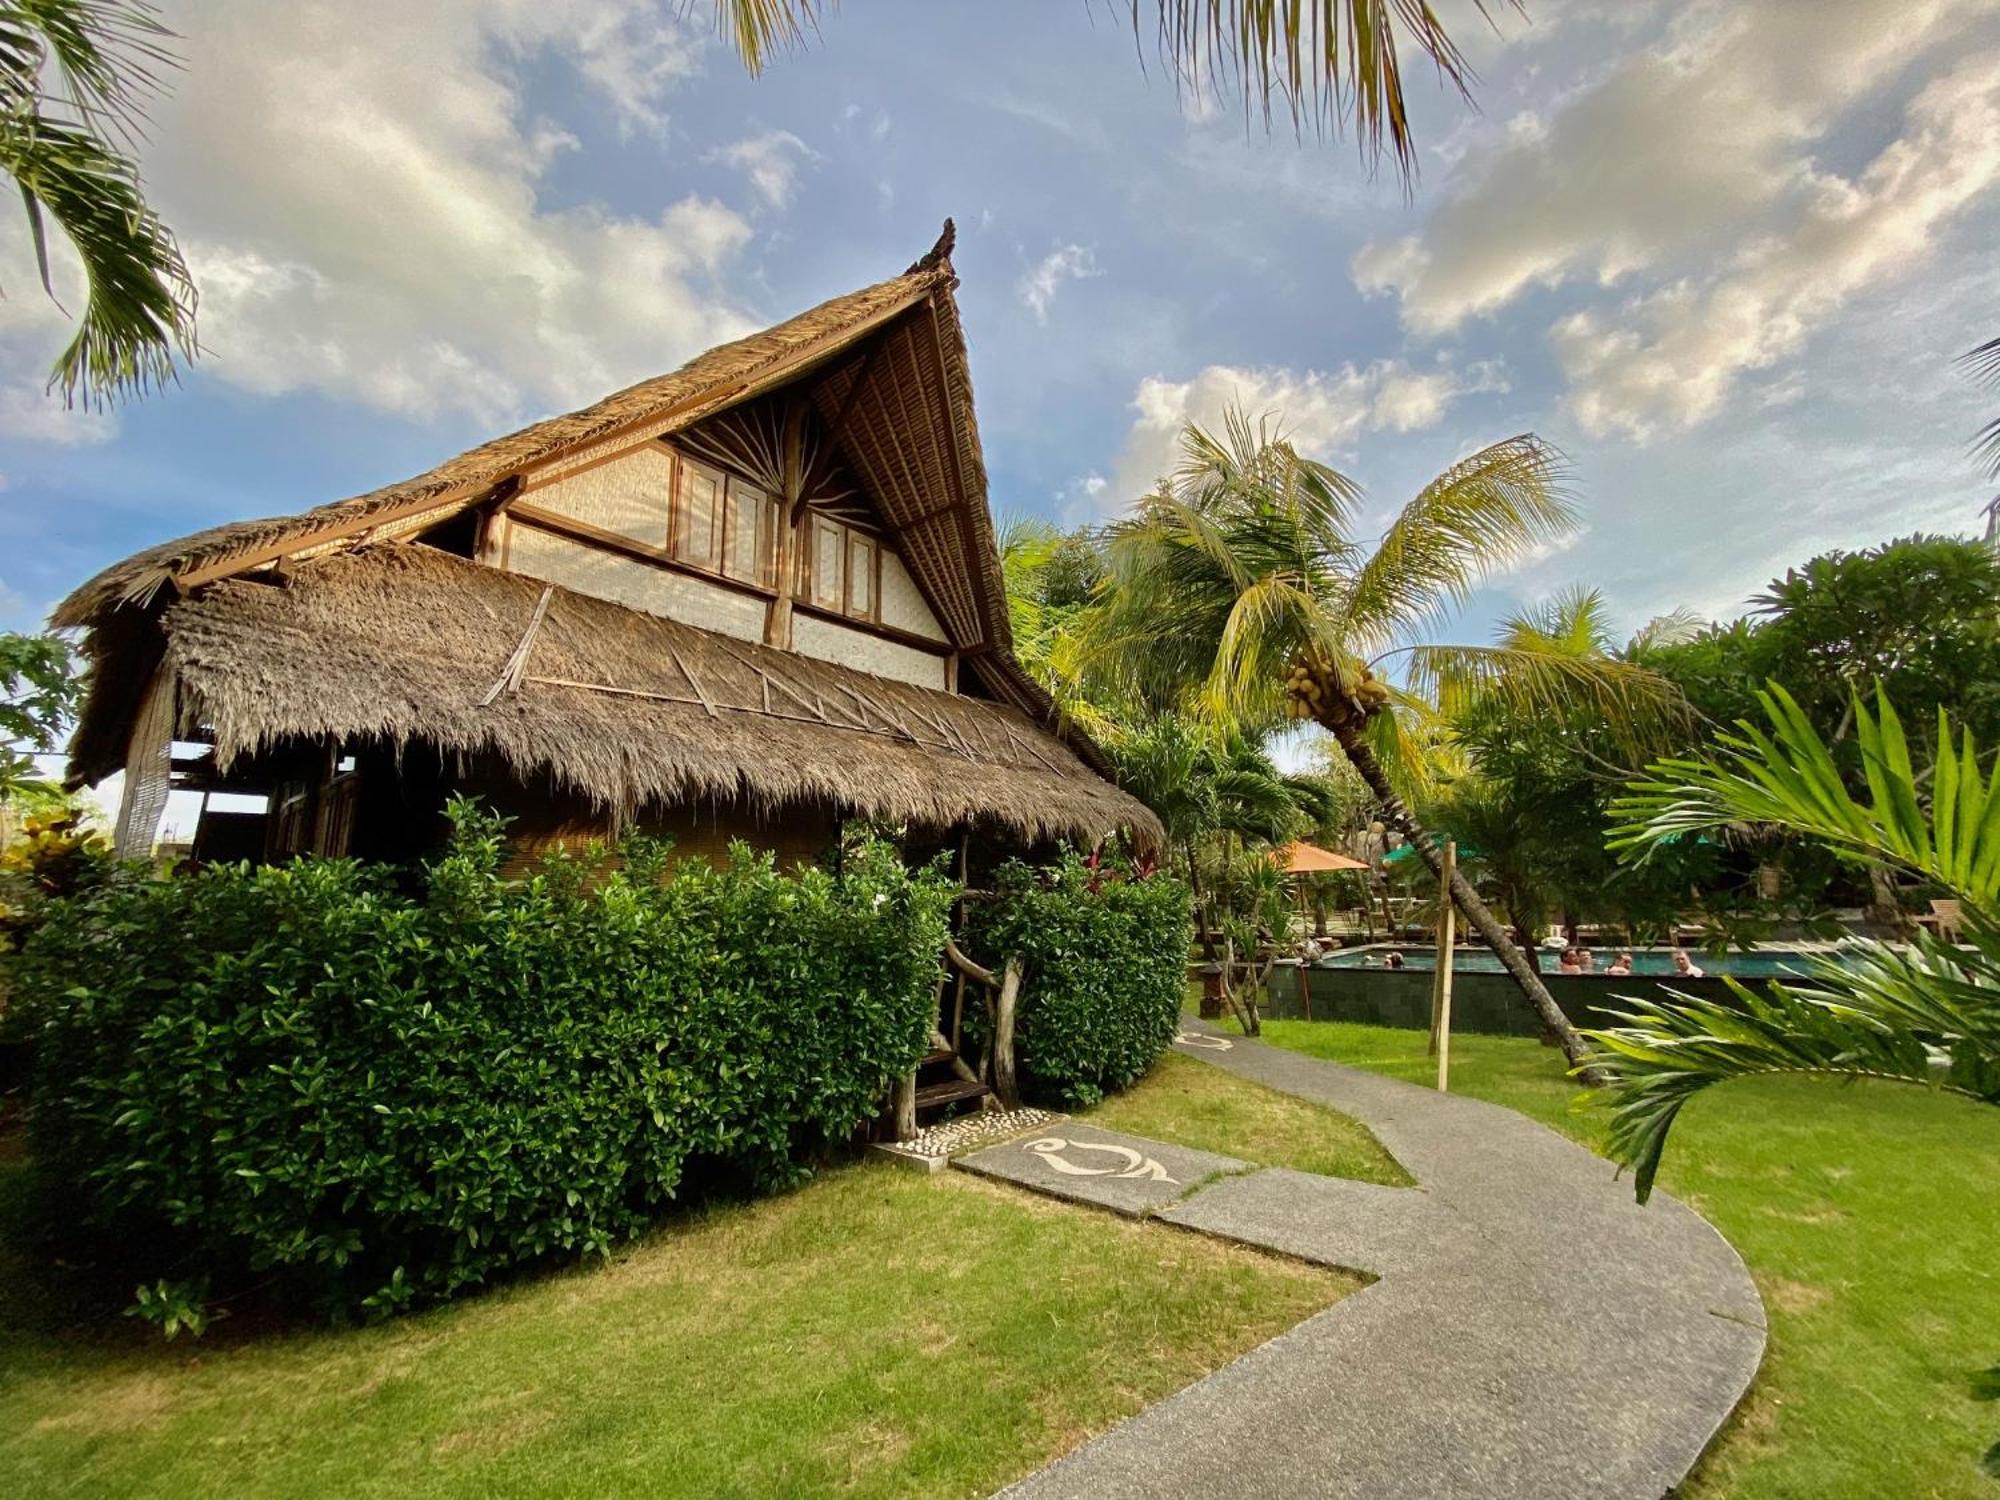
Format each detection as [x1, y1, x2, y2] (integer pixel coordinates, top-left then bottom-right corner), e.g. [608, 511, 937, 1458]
[913, 1078, 991, 1111]
[920, 1046, 960, 1066]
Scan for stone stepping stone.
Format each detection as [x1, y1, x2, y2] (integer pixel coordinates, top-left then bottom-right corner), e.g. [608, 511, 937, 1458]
[955, 1122, 1250, 1216]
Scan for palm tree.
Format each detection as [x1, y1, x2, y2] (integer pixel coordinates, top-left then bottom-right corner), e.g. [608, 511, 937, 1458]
[1597, 685, 2000, 1202]
[1, 0, 196, 403]
[1087, 409, 1682, 1073]
[719, 0, 1504, 181]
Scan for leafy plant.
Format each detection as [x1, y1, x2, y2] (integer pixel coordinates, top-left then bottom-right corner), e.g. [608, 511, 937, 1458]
[6, 800, 954, 1319]
[0, 1, 197, 402]
[974, 851, 1191, 1106]
[719, 1, 1501, 181]
[1595, 687, 2000, 1202]
[125, 1278, 214, 1339]
[0, 633, 83, 802]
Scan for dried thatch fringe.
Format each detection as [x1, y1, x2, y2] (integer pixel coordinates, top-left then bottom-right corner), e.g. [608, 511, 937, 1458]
[140, 546, 1160, 853]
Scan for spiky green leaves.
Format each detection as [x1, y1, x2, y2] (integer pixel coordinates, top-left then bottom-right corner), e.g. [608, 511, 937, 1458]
[1, 0, 195, 404]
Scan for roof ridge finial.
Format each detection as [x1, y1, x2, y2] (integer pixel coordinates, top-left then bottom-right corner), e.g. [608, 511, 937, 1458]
[907, 218, 955, 275]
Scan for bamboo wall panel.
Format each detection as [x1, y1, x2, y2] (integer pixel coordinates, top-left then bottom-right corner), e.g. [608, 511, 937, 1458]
[526, 446, 671, 549]
[790, 613, 948, 691]
[501, 522, 768, 645]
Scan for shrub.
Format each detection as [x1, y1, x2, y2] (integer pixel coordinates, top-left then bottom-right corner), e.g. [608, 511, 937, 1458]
[974, 852, 1192, 1106]
[5, 801, 952, 1317]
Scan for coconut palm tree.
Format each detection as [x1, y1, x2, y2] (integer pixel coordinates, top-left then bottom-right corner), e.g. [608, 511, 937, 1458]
[719, 0, 1501, 181]
[1, 0, 195, 404]
[1597, 685, 2000, 1202]
[1086, 409, 1683, 1073]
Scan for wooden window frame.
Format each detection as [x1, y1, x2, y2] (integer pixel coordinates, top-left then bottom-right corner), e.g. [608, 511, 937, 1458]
[720, 475, 779, 589]
[670, 450, 725, 572]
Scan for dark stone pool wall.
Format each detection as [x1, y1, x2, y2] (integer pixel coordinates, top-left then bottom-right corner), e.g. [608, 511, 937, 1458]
[1263, 960, 1740, 1037]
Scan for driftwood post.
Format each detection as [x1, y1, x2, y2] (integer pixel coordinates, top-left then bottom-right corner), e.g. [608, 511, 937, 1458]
[993, 955, 1023, 1109]
[1429, 841, 1458, 1089]
[892, 1070, 917, 1140]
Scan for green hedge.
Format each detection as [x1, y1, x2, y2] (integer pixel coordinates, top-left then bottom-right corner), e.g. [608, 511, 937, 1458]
[974, 853, 1192, 1107]
[6, 803, 952, 1316]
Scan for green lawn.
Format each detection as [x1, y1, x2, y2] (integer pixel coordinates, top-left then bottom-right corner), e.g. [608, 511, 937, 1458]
[1088, 1050, 1410, 1185]
[1254, 1019, 2000, 1499]
[0, 1061, 1375, 1499]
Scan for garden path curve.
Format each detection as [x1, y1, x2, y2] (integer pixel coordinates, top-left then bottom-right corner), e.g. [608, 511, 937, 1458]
[992, 1021, 1765, 1499]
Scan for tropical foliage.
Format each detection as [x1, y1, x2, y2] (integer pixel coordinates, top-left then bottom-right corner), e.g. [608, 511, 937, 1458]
[1593, 687, 2000, 1202]
[0, 0, 196, 402]
[0, 632, 82, 806]
[720, 0, 1500, 179]
[5, 802, 955, 1319]
[1081, 408, 1677, 1069]
[973, 850, 1192, 1106]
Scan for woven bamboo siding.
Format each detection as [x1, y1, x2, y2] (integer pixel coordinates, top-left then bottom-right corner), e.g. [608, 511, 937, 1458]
[878, 547, 948, 643]
[790, 613, 946, 690]
[523, 444, 672, 549]
[498, 522, 769, 646]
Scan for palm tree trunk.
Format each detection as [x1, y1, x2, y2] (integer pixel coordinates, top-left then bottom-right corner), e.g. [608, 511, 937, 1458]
[1331, 723, 1604, 1082]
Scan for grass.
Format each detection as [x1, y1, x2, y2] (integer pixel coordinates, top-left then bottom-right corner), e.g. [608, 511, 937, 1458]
[1087, 1050, 1410, 1186]
[0, 1057, 1385, 1499]
[1254, 1019, 2000, 1500]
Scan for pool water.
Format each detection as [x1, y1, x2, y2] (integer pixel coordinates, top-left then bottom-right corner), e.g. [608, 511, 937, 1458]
[1313, 945, 1842, 979]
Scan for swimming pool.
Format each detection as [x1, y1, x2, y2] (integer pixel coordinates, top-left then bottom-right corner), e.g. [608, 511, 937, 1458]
[1311, 944, 1844, 979]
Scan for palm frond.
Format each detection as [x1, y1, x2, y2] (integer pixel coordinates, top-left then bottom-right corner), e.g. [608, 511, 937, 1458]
[1144, 0, 1504, 181]
[1, 0, 194, 404]
[1624, 608, 1708, 655]
[715, 0, 826, 76]
[1397, 642, 1689, 753]
[1612, 685, 2000, 904]
[1585, 951, 2000, 1203]
[1341, 434, 1576, 652]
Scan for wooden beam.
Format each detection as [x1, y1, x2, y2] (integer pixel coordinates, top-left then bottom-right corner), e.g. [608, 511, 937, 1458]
[173, 481, 497, 592]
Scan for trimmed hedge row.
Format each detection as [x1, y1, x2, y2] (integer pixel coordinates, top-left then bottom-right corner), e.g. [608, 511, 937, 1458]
[6, 804, 953, 1315]
[975, 853, 1192, 1106]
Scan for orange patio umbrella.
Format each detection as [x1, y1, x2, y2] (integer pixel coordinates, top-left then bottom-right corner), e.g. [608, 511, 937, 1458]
[1273, 840, 1369, 873]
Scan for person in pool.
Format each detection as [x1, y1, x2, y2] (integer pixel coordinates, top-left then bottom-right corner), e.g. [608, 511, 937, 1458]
[1384, 950, 1406, 970]
[1605, 951, 1635, 976]
[1557, 948, 1583, 975]
[1672, 949, 1706, 978]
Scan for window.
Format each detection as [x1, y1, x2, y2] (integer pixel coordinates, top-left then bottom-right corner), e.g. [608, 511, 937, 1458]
[845, 531, 875, 619]
[722, 478, 777, 587]
[809, 518, 844, 610]
[673, 456, 723, 570]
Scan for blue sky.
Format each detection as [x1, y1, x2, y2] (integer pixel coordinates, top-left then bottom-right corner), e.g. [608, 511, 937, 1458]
[4, 0, 1999, 648]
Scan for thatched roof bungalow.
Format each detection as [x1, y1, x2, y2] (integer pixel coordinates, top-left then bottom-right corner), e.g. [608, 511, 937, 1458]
[60, 224, 1159, 869]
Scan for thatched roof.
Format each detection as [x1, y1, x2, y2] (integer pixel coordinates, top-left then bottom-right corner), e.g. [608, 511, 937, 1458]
[58, 224, 1147, 839]
[143, 545, 1160, 850]
[56, 222, 1010, 661]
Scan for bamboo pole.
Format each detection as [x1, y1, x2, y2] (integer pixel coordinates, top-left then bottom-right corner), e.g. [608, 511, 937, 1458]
[1431, 840, 1458, 1090]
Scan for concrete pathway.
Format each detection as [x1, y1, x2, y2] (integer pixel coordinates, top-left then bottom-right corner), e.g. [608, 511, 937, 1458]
[986, 1022, 1765, 1499]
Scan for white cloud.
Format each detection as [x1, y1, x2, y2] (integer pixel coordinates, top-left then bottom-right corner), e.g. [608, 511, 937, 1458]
[1552, 53, 2000, 439]
[1356, 1, 1995, 335]
[1099, 358, 1492, 513]
[0, 0, 765, 432]
[707, 129, 819, 210]
[1018, 243, 1100, 323]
